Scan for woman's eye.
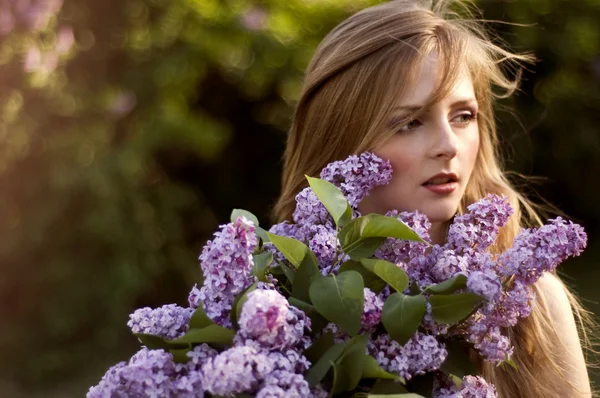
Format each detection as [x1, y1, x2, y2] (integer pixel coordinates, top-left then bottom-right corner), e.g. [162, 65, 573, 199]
[398, 119, 422, 132]
[452, 112, 476, 126]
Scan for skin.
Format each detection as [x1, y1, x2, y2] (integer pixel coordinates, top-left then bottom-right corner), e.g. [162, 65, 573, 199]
[358, 53, 591, 396]
[358, 54, 480, 244]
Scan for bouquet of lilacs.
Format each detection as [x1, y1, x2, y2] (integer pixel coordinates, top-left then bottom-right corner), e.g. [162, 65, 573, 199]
[88, 153, 587, 398]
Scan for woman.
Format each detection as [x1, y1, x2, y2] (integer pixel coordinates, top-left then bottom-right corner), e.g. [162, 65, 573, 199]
[272, 0, 592, 396]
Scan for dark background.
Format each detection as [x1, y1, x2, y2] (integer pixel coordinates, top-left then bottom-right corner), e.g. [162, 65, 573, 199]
[0, 0, 598, 396]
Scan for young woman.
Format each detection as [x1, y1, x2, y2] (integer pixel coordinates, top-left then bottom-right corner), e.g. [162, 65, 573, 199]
[272, 0, 592, 396]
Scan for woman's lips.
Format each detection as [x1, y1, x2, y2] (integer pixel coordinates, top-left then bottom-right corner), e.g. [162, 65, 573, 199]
[423, 182, 458, 194]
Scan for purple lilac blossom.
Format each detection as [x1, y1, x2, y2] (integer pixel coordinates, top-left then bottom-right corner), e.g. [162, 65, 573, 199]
[447, 194, 513, 256]
[127, 304, 194, 340]
[201, 346, 274, 396]
[306, 224, 339, 271]
[362, 287, 384, 331]
[292, 187, 332, 226]
[460, 375, 498, 398]
[468, 325, 513, 364]
[467, 270, 501, 301]
[433, 374, 497, 398]
[257, 371, 311, 397]
[498, 217, 587, 284]
[196, 216, 258, 326]
[319, 152, 393, 208]
[368, 332, 447, 380]
[87, 346, 214, 398]
[375, 210, 432, 265]
[237, 289, 308, 350]
[430, 248, 469, 282]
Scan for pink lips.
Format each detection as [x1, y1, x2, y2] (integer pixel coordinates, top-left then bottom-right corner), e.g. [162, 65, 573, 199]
[422, 172, 458, 195]
[423, 182, 458, 194]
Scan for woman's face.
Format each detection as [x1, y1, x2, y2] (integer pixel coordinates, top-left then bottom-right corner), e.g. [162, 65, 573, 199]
[358, 55, 480, 240]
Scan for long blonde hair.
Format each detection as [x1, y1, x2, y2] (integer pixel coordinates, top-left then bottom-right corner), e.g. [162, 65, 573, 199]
[271, 0, 594, 396]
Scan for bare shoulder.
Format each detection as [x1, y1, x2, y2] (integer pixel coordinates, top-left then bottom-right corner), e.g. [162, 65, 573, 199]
[536, 273, 592, 397]
[537, 273, 572, 313]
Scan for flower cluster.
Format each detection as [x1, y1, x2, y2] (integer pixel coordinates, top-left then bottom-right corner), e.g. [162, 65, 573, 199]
[89, 151, 587, 397]
[368, 332, 447, 381]
[128, 304, 194, 340]
[88, 344, 217, 398]
[193, 216, 258, 327]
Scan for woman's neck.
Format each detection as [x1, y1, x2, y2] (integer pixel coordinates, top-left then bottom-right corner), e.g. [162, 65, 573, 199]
[428, 222, 447, 246]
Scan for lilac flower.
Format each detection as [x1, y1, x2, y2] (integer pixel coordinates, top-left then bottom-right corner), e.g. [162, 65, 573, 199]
[447, 194, 513, 255]
[368, 333, 447, 380]
[362, 288, 384, 331]
[319, 152, 393, 208]
[468, 325, 512, 364]
[237, 289, 308, 350]
[433, 373, 461, 398]
[87, 347, 200, 398]
[197, 216, 258, 326]
[201, 346, 274, 396]
[460, 375, 498, 397]
[127, 304, 194, 340]
[257, 371, 311, 397]
[268, 220, 300, 239]
[430, 248, 469, 282]
[467, 270, 501, 301]
[375, 210, 431, 265]
[433, 373, 497, 398]
[292, 187, 331, 226]
[498, 217, 587, 284]
[306, 224, 339, 271]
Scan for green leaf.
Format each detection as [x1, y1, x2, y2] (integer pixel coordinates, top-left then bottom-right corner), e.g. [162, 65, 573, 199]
[255, 227, 270, 243]
[304, 331, 335, 363]
[306, 175, 352, 227]
[381, 293, 427, 345]
[409, 281, 422, 296]
[278, 261, 296, 284]
[292, 251, 320, 302]
[339, 214, 427, 259]
[339, 260, 387, 294]
[134, 333, 186, 350]
[266, 232, 310, 269]
[331, 361, 346, 394]
[449, 374, 463, 389]
[424, 274, 468, 295]
[440, 341, 479, 378]
[188, 304, 214, 330]
[235, 282, 258, 322]
[309, 271, 364, 336]
[362, 355, 404, 382]
[369, 379, 409, 394]
[305, 341, 349, 387]
[252, 252, 273, 283]
[337, 334, 368, 392]
[501, 356, 518, 370]
[170, 348, 191, 364]
[287, 297, 328, 332]
[230, 282, 258, 327]
[429, 293, 484, 325]
[360, 258, 409, 293]
[168, 324, 235, 346]
[230, 209, 259, 226]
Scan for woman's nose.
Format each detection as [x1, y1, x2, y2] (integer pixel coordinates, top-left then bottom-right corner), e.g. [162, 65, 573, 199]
[432, 120, 459, 159]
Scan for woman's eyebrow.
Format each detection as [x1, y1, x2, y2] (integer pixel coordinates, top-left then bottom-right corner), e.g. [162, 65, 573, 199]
[394, 97, 478, 112]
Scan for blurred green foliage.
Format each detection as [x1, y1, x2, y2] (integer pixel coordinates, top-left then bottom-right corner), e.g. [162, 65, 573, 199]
[0, 0, 598, 395]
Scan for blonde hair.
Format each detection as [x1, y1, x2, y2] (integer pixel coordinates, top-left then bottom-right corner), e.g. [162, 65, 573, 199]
[272, 0, 594, 396]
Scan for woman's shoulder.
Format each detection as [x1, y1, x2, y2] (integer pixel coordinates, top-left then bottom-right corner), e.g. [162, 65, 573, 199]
[535, 273, 592, 397]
